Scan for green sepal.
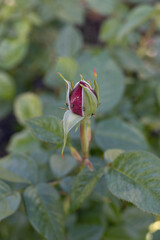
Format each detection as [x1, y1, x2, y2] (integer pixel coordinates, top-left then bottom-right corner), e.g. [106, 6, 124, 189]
[93, 70, 100, 106]
[80, 84, 98, 117]
[61, 110, 83, 157]
[57, 72, 72, 107]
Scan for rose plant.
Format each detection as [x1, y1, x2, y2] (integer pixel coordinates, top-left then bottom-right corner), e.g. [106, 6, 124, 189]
[1, 0, 160, 240]
[1, 69, 160, 240]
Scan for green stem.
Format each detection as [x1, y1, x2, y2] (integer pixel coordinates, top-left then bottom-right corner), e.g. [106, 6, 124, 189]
[80, 119, 89, 161]
[80, 119, 93, 171]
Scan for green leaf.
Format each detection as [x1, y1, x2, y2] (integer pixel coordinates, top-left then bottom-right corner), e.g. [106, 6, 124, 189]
[76, 52, 125, 114]
[0, 154, 38, 184]
[62, 110, 83, 156]
[91, 175, 110, 201]
[29, 147, 53, 182]
[104, 226, 136, 240]
[99, 18, 121, 43]
[36, 0, 84, 24]
[40, 94, 65, 118]
[14, 92, 43, 125]
[104, 149, 124, 164]
[14, 19, 31, 38]
[55, 25, 83, 57]
[35, 0, 57, 23]
[105, 207, 153, 240]
[117, 5, 155, 40]
[60, 176, 75, 193]
[0, 39, 28, 70]
[106, 151, 160, 216]
[0, 71, 15, 100]
[55, 58, 78, 81]
[0, 167, 30, 184]
[0, 180, 21, 221]
[55, 0, 84, 24]
[95, 118, 149, 151]
[111, 48, 144, 72]
[70, 160, 105, 211]
[86, 0, 119, 15]
[27, 115, 64, 144]
[7, 129, 40, 154]
[69, 224, 104, 240]
[14, 0, 39, 9]
[121, 207, 154, 240]
[23, 183, 65, 240]
[50, 154, 77, 178]
[44, 57, 78, 88]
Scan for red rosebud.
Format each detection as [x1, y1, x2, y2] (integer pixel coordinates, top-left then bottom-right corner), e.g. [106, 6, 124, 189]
[69, 80, 97, 117]
[58, 70, 100, 156]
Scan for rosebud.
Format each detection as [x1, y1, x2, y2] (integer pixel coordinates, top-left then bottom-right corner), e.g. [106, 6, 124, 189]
[69, 80, 96, 117]
[58, 70, 100, 156]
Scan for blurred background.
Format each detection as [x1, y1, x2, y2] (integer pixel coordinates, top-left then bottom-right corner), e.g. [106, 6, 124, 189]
[1, 0, 160, 239]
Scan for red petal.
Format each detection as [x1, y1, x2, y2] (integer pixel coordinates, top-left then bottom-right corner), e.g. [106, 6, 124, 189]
[70, 82, 83, 116]
[69, 80, 96, 116]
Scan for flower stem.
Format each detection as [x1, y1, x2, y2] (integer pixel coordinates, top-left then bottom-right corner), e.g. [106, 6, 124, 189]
[80, 119, 89, 160]
[80, 119, 93, 171]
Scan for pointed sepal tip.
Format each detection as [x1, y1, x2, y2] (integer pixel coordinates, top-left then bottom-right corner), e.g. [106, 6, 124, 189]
[94, 68, 97, 78]
[93, 69, 100, 106]
[57, 72, 65, 80]
[80, 74, 84, 80]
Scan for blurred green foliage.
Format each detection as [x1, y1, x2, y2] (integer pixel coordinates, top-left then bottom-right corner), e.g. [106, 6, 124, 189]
[1, 0, 160, 239]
